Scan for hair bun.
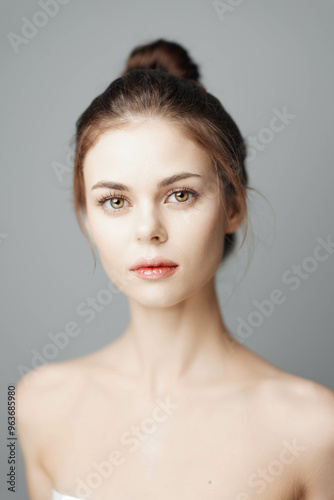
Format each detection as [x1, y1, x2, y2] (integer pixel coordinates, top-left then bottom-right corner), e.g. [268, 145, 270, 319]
[121, 38, 201, 82]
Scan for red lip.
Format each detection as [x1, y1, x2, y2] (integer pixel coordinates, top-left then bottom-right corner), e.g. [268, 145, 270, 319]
[131, 266, 179, 280]
[130, 257, 178, 271]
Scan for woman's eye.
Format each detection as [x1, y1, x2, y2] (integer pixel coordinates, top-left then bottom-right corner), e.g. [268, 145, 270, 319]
[167, 191, 191, 203]
[106, 197, 128, 209]
[95, 194, 130, 214]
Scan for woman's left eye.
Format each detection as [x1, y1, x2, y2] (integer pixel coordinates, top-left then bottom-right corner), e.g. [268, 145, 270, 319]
[166, 190, 198, 203]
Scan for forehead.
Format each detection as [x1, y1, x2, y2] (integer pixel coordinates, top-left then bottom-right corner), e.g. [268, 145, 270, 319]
[83, 118, 213, 187]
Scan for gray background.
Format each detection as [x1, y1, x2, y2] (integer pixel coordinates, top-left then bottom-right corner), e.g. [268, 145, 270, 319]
[1, 0, 334, 498]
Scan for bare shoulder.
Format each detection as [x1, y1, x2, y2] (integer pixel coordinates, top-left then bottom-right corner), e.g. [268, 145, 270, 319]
[283, 373, 334, 446]
[239, 344, 334, 427]
[273, 373, 334, 496]
[258, 369, 334, 433]
[16, 359, 89, 428]
[15, 345, 122, 426]
[257, 370, 334, 489]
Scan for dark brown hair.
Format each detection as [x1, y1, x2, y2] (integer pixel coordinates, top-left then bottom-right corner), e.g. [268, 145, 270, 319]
[72, 38, 251, 272]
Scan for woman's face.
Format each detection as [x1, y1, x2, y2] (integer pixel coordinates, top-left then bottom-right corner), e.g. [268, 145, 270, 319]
[83, 118, 239, 307]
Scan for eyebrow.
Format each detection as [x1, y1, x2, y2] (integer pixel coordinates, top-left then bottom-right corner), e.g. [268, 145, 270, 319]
[91, 172, 202, 191]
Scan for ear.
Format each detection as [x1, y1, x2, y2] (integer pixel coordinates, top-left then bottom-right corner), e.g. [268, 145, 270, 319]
[224, 197, 245, 235]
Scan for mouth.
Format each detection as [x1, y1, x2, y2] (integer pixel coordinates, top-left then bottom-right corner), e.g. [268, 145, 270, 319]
[129, 261, 179, 280]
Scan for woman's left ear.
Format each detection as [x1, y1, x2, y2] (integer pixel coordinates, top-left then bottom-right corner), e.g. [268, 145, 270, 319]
[224, 198, 245, 235]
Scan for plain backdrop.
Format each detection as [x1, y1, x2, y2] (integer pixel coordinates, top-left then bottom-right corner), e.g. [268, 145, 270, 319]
[1, 1, 334, 498]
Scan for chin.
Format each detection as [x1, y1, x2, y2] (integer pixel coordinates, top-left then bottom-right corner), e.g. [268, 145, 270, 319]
[126, 274, 212, 308]
[129, 286, 188, 308]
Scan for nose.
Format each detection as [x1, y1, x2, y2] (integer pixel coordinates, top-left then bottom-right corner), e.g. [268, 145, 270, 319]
[134, 204, 168, 243]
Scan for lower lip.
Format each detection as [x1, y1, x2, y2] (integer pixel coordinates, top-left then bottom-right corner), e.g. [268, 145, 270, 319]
[130, 266, 179, 280]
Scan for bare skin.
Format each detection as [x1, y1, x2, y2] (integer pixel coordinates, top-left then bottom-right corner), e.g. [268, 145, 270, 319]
[17, 118, 334, 500]
[17, 325, 334, 500]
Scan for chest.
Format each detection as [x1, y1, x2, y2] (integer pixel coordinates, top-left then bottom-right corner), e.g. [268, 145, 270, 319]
[44, 390, 299, 500]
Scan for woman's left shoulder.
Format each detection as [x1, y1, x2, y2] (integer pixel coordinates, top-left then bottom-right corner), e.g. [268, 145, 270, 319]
[263, 372, 334, 496]
[260, 370, 334, 443]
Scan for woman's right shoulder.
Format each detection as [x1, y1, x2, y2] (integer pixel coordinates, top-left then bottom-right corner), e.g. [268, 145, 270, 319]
[16, 360, 89, 477]
[16, 360, 87, 426]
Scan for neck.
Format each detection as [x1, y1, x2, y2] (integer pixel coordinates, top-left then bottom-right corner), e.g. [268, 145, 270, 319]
[119, 276, 239, 399]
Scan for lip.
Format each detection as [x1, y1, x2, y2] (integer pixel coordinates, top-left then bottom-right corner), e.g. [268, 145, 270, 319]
[131, 266, 179, 280]
[130, 257, 179, 280]
[130, 257, 178, 271]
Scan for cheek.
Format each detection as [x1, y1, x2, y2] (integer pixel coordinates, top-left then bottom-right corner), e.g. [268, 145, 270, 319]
[88, 213, 128, 267]
[89, 221, 132, 291]
[89, 209, 126, 246]
[177, 204, 225, 269]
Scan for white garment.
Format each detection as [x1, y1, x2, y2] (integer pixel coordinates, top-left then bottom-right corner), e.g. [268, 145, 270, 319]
[52, 488, 84, 500]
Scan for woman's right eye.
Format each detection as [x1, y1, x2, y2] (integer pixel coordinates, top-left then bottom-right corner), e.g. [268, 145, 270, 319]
[107, 197, 127, 209]
[96, 194, 130, 213]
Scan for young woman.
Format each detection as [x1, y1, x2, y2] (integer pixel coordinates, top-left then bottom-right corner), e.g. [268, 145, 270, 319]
[17, 39, 334, 500]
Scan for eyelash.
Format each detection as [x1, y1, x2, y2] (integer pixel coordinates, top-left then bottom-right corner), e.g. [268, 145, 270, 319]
[95, 187, 200, 214]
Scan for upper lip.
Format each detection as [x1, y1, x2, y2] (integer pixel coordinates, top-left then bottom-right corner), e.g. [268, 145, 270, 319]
[130, 257, 178, 270]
